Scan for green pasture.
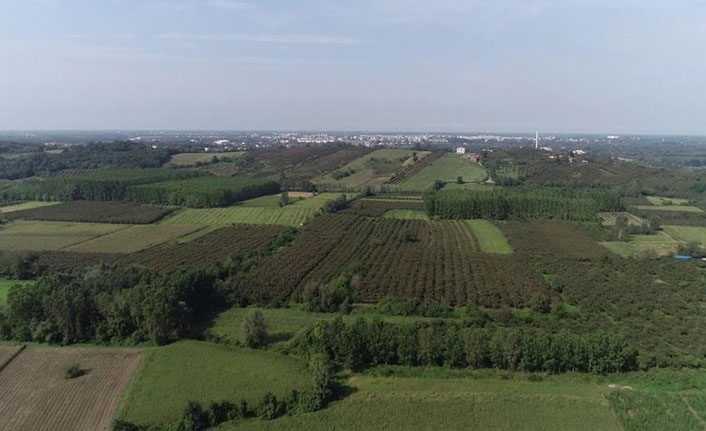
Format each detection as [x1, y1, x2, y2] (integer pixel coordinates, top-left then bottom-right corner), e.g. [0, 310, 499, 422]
[0, 201, 60, 214]
[66, 224, 200, 253]
[0, 220, 126, 252]
[393, 154, 488, 191]
[167, 152, 246, 166]
[645, 196, 690, 206]
[600, 233, 681, 258]
[634, 205, 703, 213]
[220, 372, 621, 431]
[663, 225, 706, 245]
[466, 220, 513, 254]
[115, 341, 309, 427]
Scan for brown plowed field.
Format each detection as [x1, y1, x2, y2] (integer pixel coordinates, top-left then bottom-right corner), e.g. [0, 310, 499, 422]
[0, 347, 143, 431]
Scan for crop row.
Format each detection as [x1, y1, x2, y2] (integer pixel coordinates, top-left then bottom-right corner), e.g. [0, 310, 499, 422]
[385, 151, 443, 185]
[5, 201, 173, 224]
[226, 214, 548, 307]
[123, 225, 288, 271]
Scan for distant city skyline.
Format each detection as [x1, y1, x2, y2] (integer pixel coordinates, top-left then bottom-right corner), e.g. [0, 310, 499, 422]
[1, 0, 705, 134]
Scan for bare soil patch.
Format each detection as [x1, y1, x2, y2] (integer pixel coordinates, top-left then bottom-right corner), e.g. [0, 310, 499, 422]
[0, 347, 143, 431]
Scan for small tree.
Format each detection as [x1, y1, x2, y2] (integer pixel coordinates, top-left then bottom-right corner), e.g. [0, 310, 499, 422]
[456, 176, 463, 184]
[243, 309, 268, 348]
[279, 192, 290, 207]
[65, 364, 82, 379]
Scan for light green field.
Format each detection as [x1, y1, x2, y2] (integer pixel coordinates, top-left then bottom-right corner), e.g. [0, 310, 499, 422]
[663, 225, 706, 245]
[634, 205, 703, 213]
[163, 193, 343, 227]
[0, 201, 60, 214]
[645, 196, 690, 206]
[167, 151, 245, 166]
[219, 373, 621, 431]
[205, 306, 454, 347]
[0, 220, 127, 251]
[383, 210, 429, 220]
[0, 279, 34, 306]
[314, 149, 427, 189]
[394, 154, 488, 191]
[116, 341, 309, 427]
[600, 233, 681, 258]
[465, 220, 513, 254]
[66, 224, 200, 253]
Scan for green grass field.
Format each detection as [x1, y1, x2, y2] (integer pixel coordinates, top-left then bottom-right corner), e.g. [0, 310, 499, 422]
[167, 152, 246, 166]
[66, 224, 200, 253]
[393, 154, 488, 191]
[0, 279, 34, 306]
[634, 205, 703, 213]
[466, 220, 513, 254]
[163, 193, 343, 227]
[115, 341, 309, 427]
[0, 220, 127, 252]
[663, 225, 706, 245]
[314, 149, 426, 189]
[600, 233, 681, 258]
[219, 372, 621, 431]
[645, 196, 690, 206]
[383, 210, 429, 220]
[0, 201, 60, 214]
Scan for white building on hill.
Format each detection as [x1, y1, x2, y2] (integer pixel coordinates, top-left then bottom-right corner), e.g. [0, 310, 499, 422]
[456, 147, 466, 154]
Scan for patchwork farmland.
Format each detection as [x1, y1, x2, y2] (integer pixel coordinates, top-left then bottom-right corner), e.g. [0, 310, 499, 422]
[2, 143, 706, 431]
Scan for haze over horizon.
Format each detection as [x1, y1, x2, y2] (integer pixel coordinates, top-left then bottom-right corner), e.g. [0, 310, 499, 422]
[2, 0, 705, 134]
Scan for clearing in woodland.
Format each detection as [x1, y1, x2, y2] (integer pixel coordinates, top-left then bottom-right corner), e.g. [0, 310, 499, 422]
[465, 220, 513, 254]
[0, 347, 143, 431]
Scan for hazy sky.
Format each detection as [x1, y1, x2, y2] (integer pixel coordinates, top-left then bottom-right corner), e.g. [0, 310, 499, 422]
[1, 0, 705, 133]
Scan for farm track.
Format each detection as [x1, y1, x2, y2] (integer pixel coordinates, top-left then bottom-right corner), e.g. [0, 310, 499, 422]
[0, 347, 143, 431]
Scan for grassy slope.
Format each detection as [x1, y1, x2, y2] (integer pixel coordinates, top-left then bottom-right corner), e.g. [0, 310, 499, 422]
[0, 201, 61, 214]
[0, 220, 127, 252]
[394, 154, 488, 191]
[163, 193, 343, 227]
[65, 224, 200, 253]
[664, 225, 706, 244]
[115, 341, 309, 427]
[314, 149, 425, 189]
[219, 373, 621, 431]
[600, 233, 681, 258]
[0, 279, 34, 306]
[466, 220, 513, 254]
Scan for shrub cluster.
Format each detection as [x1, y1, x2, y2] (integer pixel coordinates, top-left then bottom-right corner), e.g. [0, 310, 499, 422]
[0, 267, 222, 345]
[290, 318, 637, 374]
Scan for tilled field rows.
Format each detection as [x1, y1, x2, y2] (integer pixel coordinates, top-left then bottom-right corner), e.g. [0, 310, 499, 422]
[0, 347, 143, 431]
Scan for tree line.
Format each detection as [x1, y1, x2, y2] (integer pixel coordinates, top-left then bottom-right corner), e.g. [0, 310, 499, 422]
[289, 317, 637, 374]
[0, 142, 175, 180]
[424, 187, 624, 221]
